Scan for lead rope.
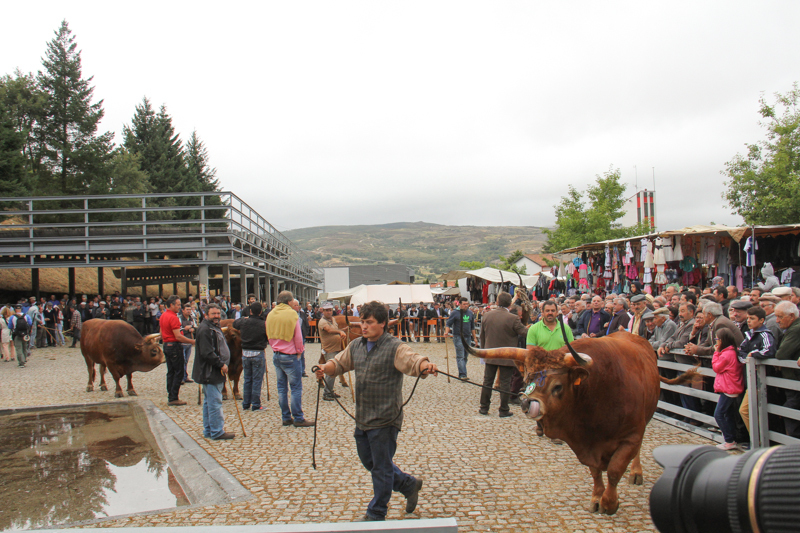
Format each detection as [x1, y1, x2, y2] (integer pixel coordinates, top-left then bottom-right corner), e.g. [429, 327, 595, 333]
[308, 364, 517, 468]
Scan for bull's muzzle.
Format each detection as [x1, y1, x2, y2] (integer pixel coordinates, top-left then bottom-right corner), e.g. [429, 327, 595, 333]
[520, 396, 542, 420]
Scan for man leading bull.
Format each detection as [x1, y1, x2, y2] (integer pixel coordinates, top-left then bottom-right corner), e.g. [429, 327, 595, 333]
[315, 300, 438, 521]
[160, 295, 196, 406]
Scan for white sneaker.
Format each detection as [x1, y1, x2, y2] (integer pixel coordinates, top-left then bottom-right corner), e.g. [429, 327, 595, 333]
[716, 442, 737, 451]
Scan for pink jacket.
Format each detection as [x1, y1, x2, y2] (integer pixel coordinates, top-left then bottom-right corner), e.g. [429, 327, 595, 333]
[712, 346, 744, 395]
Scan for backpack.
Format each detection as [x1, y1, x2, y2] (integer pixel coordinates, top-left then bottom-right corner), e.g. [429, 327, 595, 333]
[13, 315, 30, 339]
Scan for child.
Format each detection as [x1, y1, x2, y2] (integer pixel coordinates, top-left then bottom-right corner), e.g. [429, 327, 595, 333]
[712, 328, 745, 450]
[736, 306, 777, 440]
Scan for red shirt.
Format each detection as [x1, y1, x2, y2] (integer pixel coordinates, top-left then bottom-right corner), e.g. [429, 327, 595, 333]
[159, 309, 182, 343]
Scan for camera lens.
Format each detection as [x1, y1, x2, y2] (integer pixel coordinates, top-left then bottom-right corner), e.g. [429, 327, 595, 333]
[650, 444, 800, 533]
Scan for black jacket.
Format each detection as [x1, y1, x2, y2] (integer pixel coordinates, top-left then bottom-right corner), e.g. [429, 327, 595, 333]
[192, 320, 230, 385]
[233, 316, 268, 351]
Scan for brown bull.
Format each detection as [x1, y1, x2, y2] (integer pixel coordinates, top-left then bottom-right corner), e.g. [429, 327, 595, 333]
[80, 319, 165, 397]
[220, 319, 243, 400]
[465, 328, 695, 515]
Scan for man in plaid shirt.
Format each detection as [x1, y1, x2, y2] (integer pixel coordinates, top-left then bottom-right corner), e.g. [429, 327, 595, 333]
[315, 301, 438, 521]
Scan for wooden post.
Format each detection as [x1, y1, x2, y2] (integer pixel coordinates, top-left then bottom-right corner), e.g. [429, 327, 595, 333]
[32, 268, 40, 301]
[97, 267, 104, 297]
[68, 267, 76, 298]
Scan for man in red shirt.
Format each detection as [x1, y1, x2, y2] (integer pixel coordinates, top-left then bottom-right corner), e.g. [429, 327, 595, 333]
[160, 295, 196, 405]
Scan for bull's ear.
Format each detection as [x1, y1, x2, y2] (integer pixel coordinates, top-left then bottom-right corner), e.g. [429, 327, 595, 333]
[134, 343, 143, 351]
[514, 361, 525, 375]
[570, 367, 589, 387]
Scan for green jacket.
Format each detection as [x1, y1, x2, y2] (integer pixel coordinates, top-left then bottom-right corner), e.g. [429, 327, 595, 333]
[775, 318, 800, 381]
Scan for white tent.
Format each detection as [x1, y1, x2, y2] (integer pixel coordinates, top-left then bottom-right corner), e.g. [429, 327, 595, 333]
[465, 267, 539, 287]
[324, 284, 435, 307]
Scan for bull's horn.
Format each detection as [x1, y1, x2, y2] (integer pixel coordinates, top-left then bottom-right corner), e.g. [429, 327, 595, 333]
[143, 333, 161, 343]
[564, 353, 593, 367]
[558, 315, 590, 366]
[222, 327, 229, 332]
[462, 338, 528, 362]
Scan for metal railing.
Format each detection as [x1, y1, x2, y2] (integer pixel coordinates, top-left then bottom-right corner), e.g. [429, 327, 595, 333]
[655, 357, 800, 448]
[0, 192, 322, 289]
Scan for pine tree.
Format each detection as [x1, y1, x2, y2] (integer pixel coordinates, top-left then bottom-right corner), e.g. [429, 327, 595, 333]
[0, 71, 47, 180]
[36, 20, 113, 194]
[0, 100, 28, 197]
[185, 130, 218, 192]
[123, 99, 188, 196]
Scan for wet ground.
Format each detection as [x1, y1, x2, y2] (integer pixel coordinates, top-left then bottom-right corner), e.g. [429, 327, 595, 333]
[0, 403, 187, 531]
[0, 341, 716, 532]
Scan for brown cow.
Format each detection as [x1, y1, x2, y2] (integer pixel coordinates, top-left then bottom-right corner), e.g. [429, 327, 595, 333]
[80, 319, 165, 398]
[220, 319, 243, 400]
[464, 327, 695, 515]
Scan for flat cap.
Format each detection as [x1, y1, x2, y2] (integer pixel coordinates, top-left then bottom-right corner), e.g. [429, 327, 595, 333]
[730, 300, 753, 310]
[642, 310, 655, 320]
[772, 287, 792, 297]
[631, 294, 647, 303]
[759, 295, 780, 304]
[653, 307, 670, 316]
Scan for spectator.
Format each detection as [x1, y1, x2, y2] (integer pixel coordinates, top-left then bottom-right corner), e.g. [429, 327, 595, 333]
[649, 308, 677, 352]
[192, 303, 234, 440]
[1, 306, 16, 362]
[737, 306, 776, 438]
[233, 301, 268, 411]
[444, 299, 477, 381]
[577, 296, 611, 338]
[774, 301, 800, 439]
[711, 329, 745, 450]
[607, 298, 630, 334]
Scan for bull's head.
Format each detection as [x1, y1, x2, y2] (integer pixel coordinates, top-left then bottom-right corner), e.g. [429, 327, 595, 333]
[135, 333, 165, 366]
[461, 316, 592, 421]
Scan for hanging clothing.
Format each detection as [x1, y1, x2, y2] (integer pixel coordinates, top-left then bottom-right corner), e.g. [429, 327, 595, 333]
[735, 266, 744, 292]
[661, 236, 674, 262]
[644, 240, 655, 269]
[718, 245, 730, 275]
[672, 236, 683, 262]
[705, 237, 717, 265]
[653, 237, 666, 265]
[640, 238, 650, 262]
[744, 236, 757, 267]
[655, 264, 667, 285]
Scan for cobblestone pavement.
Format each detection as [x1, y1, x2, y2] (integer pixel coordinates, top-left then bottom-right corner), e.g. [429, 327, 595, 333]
[0, 340, 717, 531]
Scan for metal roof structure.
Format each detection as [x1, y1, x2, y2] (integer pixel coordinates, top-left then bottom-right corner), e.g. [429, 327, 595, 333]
[0, 192, 321, 302]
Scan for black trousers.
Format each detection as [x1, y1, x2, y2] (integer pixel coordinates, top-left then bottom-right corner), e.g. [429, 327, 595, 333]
[480, 363, 514, 413]
[164, 343, 184, 401]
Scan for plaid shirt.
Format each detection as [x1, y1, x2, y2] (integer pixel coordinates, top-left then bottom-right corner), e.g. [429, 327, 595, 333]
[332, 333, 428, 430]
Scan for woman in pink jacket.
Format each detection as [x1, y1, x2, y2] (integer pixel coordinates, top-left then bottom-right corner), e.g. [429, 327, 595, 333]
[712, 328, 745, 450]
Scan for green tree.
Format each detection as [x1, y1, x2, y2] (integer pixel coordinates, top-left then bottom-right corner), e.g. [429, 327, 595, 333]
[459, 260, 485, 270]
[0, 99, 28, 197]
[498, 250, 527, 274]
[0, 70, 47, 180]
[723, 83, 800, 224]
[185, 130, 218, 192]
[544, 167, 646, 252]
[36, 20, 114, 194]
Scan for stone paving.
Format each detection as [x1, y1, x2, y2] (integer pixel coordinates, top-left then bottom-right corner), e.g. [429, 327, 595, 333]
[0, 340, 716, 531]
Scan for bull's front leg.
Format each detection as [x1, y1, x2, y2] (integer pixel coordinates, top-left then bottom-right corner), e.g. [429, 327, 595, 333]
[233, 373, 242, 401]
[600, 441, 641, 515]
[108, 368, 124, 398]
[222, 380, 229, 400]
[99, 364, 109, 391]
[589, 467, 606, 513]
[126, 373, 137, 396]
[85, 360, 96, 392]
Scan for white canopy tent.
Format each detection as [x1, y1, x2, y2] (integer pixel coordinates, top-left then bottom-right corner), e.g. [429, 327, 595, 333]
[324, 284, 435, 307]
[465, 267, 539, 287]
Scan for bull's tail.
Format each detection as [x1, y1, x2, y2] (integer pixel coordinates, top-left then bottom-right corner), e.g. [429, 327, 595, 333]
[659, 364, 700, 385]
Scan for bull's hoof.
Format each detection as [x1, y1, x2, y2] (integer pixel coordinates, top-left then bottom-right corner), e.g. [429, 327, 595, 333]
[629, 473, 643, 485]
[114, 390, 124, 398]
[222, 394, 228, 400]
[235, 393, 243, 401]
[86, 386, 93, 392]
[589, 502, 600, 513]
[100, 384, 108, 391]
[128, 390, 138, 397]
[600, 505, 618, 515]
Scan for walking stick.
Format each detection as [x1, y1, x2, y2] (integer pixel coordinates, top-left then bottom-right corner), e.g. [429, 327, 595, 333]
[444, 333, 451, 383]
[198, 383, 202, 405]
[225, 370, 247, 437]
[343, 312, 355, 402]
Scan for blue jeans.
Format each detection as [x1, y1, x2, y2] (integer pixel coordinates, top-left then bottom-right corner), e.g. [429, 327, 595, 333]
[182, 344, 192, 380]
[453, 335, 471, 378]
[714, 394, 739, 443]
[273, 352, 305, 422]
[242, 352, 266, 410]
[202, 382, 225, 438]
[354, 426, 417, 520]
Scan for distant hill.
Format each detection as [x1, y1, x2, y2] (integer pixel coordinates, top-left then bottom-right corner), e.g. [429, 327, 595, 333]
[283, 222, 549, 278]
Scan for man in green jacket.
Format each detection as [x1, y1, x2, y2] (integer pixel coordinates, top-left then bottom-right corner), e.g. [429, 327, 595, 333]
[774, 301, 800, 438]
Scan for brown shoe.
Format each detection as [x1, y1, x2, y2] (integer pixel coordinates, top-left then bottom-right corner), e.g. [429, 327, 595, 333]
[213, 432, 235, 440]
[293, 419, 316, 427]
[168, 399, 187, 406]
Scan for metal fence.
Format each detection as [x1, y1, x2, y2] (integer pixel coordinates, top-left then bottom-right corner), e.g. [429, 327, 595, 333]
[655, 357, 800, 448]
[0, 192, 321, 290]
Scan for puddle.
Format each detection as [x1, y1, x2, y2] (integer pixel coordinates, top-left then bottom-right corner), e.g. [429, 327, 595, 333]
[0, 403, 189, 531]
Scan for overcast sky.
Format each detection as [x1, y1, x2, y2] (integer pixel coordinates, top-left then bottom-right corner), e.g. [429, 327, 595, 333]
[3, 1, 798, 235]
